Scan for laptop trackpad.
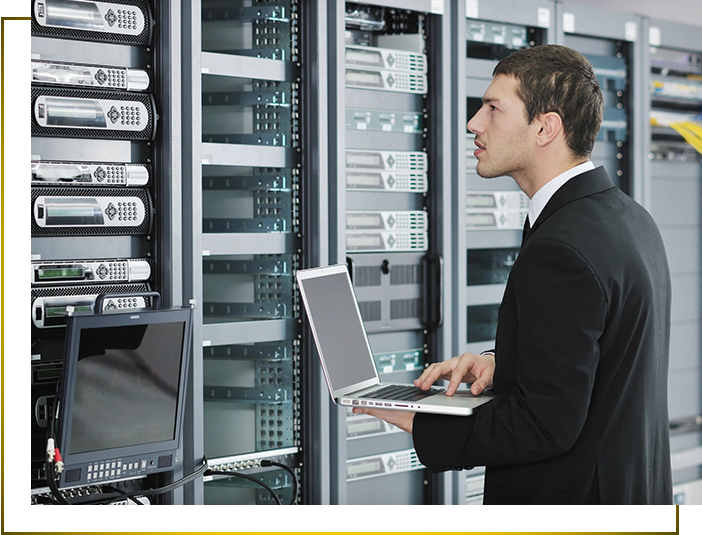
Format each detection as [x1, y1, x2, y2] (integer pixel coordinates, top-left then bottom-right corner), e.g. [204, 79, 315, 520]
[426, 390, 494, 408]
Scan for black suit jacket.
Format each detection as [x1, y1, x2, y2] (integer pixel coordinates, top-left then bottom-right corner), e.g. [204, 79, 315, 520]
[414, 167, 673, 504]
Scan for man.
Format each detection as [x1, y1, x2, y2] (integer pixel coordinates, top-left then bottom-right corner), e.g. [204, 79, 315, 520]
[353, 45, 673, 504]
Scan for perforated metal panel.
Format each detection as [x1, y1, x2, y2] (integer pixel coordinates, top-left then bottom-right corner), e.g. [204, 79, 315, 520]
[358, 300, 382, 322]
[353, 266, 382, 287]
[349, 252, 426, 333]
[31, 87, 156, 140]
[31, 186, 152, 236]
[389, 263, 422, 285]
[31, 0, 153, 46]
[390, 297, 422, 320]
[30, 281, 151, 338]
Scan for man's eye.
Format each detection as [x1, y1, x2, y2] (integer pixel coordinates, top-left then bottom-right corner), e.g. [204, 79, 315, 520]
[490, 105, 497, 111]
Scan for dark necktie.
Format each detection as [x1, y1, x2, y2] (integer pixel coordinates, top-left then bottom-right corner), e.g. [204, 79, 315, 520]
[521, 216, 531, 247]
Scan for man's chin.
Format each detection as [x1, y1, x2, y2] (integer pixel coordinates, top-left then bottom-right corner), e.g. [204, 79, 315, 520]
[475, 164, 503, 179]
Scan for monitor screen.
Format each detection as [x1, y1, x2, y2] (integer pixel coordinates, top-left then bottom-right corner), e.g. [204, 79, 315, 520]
[298, 270, 378, 392]
[56, 308, 192, 489]
[68, 321, 185, 454]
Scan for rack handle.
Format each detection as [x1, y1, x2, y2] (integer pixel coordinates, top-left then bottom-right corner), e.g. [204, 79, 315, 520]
[421, 253, 443, 329]
[94, 291, 162, 314]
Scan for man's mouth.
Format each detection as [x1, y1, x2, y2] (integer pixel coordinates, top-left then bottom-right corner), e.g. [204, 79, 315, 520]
[474, 140, 486, 157]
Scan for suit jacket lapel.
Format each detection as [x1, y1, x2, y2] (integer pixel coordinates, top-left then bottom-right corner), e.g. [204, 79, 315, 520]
[524, 166, 615, 243]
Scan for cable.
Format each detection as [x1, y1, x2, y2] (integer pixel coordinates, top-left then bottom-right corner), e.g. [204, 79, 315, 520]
[670, 122, 702, 154]
[102, 486, 145, 505]
[204, 469, 282, 505]
[45, 461, 71, 505]
[100, 457, 210, 505]
[53, 457, 208, 505]
[45, 391, 71, 505]
[34, 496, 59, 505]
[261, 460, 299, 505]
[684, 121, 702, 142]
[42, 455, 296, 505]
[650, 113, 702, 155]
[44, 449, 208, 505]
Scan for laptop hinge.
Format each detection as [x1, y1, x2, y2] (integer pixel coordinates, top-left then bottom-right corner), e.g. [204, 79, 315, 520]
[344, 384, 382, 397]
[334, 377, 380, 399]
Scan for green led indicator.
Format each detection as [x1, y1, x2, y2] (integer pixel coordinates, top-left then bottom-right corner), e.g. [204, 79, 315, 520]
[38, 267, 85, 280]
[45, 305, 93, 318]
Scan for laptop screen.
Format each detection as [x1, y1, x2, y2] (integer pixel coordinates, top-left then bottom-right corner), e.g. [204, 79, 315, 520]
[299, 270, 378, 392]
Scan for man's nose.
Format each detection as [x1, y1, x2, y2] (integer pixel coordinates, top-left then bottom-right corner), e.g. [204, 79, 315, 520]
[467, 111, 483, 135]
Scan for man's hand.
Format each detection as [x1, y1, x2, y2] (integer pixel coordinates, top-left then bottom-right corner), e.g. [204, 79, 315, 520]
[351, 353, 494, 432]
[351, 407, 415, 434]
[414, 352, 495, 396]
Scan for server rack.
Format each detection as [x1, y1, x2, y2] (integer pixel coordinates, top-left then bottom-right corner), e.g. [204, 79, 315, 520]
[641, 17, 702, 503]
[554, 2, 643, 199]
[328, 0, 452, 505]
[29, 0, 182, 504]
[454, 0, 556, 505]
[181, 0, 327, 505]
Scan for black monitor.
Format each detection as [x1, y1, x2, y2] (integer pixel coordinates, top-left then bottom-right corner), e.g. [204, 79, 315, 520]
[56, 307, 192, 489]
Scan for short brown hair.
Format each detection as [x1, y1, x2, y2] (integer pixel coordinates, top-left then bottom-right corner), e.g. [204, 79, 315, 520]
[493, 45, 603, 158]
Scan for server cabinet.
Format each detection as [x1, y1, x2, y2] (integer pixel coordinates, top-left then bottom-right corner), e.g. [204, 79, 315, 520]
[641, 18, 702, 502]
[30, 0, 183, 504]
[327, 0, 452, 505]
[453, 0, 555, 505]
[181, 0, 327, 505]
[554, 2, 643, 198]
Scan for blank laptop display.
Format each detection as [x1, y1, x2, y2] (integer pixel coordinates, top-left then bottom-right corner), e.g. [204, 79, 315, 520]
[297, 269, 378, 391]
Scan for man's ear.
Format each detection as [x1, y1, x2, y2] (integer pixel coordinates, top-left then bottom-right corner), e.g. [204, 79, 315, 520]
[534, 112, 564, 148]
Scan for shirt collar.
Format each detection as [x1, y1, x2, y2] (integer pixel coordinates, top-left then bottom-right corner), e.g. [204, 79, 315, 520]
[528, 161, 596, 226]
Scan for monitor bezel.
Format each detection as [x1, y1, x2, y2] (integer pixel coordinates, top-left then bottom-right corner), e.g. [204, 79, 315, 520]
[57, 307, 193, 472]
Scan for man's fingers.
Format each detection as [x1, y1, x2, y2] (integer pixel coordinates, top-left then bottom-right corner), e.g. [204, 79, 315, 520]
[415, 364, 447, 389]
[469, 354, 495, 394]
[447, 367, 466, 395]
[352, 407, 416, 434]
[413, 363, 436, 388]
[446, 359, 471, 395]
[413, 353, 490, 393]
[352, 407, 396, 419]
[471, 377, 489, 395]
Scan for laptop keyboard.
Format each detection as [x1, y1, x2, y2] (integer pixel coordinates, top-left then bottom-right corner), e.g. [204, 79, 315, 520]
[360, 384, 445, 402]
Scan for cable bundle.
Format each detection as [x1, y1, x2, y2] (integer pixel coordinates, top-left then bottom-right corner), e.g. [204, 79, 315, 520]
[650, 111, 702, 155]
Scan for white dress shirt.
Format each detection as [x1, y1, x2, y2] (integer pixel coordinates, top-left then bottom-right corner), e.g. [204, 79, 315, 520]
[527, 161, 596, 226]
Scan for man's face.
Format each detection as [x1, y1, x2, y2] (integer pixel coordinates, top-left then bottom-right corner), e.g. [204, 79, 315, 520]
[467, 74, 534, 179]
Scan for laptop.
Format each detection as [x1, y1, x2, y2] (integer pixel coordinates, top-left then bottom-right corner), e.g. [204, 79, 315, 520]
[296, 264, 493, 416]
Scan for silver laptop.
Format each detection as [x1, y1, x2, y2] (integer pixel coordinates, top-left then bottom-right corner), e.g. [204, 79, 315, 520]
[296, 264, 493, 416]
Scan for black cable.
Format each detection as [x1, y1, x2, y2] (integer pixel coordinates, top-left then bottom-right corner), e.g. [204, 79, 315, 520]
[205, 469, 282, 505]
[45, 391, 71, 505]
[45, 458, 71, 505]
[261, 460, 298, 505]
[34, 496, 58, 505]
[100, 457, 210, 505]
[42, 438, 207, 505]
[102, 486, 144, 505]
